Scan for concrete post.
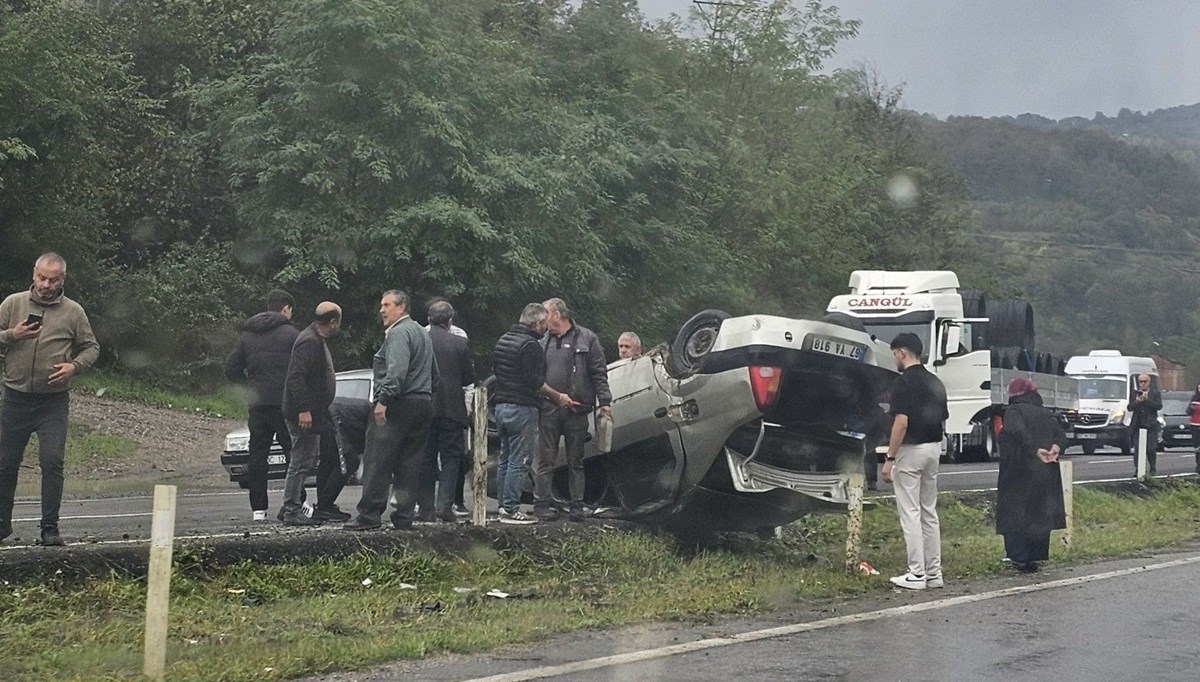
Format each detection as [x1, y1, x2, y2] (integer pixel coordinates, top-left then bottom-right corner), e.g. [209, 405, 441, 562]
[845, 472, 865, 575]
[471, 384, 489, 527]
[143, 485, 177, 681]
[1058, 459, 1073, 548]
[1137, 428, 1148, 480]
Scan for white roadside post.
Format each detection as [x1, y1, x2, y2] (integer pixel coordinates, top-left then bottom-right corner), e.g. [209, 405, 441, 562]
[1137, 428, 1149, 480]
[1058, 459, 1073, 548]
[472, 383, 489, 527]
[143, 484, 177, 681]
[845, 471, 865, 575]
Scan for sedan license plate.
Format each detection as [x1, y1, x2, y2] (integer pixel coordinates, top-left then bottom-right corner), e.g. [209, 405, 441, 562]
[268, 454, 287, 465]
[806, 335, 865, 361]
[1076, 433, 1097, 440]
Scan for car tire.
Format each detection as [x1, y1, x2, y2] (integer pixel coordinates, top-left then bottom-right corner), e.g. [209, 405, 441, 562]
[666, 309, 731, 378]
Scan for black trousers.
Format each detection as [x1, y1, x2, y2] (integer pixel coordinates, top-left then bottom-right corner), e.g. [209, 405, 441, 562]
[1128, 424, 1160, 473]
[316, 411, 346, 510]
[1004, 531, 1051, 563]
[535, 405, 589, 511]
[417, 417, 468, 514]
[354, 397, 432, 525]
[0, 388, 69, 529]
[247, 405, 292, 512]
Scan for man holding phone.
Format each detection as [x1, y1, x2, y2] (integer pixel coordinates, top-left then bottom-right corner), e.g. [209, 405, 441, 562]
[0, 253, 100, 546]
[1127, 374, 1162, 476]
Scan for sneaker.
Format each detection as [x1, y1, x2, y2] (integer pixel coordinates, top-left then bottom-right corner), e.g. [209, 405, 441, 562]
[568, 508, 586, 522]
[925, 574, 945, 589]
[282, 511, 322, 526]
[498, 509, 537, 525]
[414, 512, 437, 523]
[889, 572, 926, 590]
[252, 510, 268, 522]
[276, 508, 287, 522]
[452, 503, 470, 517]
[343, 518, 382, 531]
[313, 506, 352, 523]
[40, 527, 65, 547]
[534, 507, 560, 521]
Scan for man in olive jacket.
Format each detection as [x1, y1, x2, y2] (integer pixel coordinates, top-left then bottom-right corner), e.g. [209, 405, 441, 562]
[280, 302, 342, 525]
[0, 253, 100, 546]
[345, 290, 437, 531]
[225, 289, 299, 521]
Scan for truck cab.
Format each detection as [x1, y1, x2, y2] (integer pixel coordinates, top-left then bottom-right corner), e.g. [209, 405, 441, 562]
[826, 271, 992, 459]
[1063, 351, 1159, 455]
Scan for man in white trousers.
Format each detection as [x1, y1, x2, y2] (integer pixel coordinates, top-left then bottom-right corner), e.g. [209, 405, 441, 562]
[881, 332, 949, 590]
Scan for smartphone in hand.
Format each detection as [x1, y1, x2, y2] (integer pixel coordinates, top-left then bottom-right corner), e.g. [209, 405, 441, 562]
[24, 313, 43, 328]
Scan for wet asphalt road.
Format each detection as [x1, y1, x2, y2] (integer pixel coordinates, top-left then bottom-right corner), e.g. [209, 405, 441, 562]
[305, 548, 1200, 682]
[0, 445, 1196, 550]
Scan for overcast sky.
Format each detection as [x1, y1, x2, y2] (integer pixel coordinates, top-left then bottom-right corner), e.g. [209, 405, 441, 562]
[637, 0, 1200, 119]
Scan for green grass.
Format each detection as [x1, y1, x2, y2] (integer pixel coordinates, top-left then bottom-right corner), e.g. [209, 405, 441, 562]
[4, 483, 1200, 681]
[73, 368, 246, 419]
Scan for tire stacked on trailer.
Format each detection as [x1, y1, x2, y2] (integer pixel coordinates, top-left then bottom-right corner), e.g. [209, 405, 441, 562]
[960, 289, 989, 351]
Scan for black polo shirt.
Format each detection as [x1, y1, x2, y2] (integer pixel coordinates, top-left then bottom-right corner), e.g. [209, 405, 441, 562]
[889, 364, 949, 445]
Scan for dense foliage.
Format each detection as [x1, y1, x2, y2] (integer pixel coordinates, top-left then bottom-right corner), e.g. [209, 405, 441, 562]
[1, 0, 982, 386]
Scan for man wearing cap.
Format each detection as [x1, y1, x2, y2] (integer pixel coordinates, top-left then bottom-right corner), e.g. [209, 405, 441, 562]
[881, 332, 949, 590]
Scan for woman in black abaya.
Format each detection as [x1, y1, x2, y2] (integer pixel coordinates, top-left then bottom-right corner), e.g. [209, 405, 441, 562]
[996, 378, 1067, 572]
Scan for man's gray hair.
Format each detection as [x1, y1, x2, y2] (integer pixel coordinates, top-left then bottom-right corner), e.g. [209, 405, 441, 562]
[382, 289, 408, 308]
[519, 302, 548, 326]
[36, 252, 67, 273]
[619, 331, 642, 347]
[543, 297, 570, 319]
[427, 300, 455, 327]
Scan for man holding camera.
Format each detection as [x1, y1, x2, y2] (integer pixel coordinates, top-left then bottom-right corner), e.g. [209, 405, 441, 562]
[1127, 374, 1162, 476]
[0, 253, 100, 546]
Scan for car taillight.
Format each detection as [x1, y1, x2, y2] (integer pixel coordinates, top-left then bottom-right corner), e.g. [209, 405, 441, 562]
[749, 366, 782, 412]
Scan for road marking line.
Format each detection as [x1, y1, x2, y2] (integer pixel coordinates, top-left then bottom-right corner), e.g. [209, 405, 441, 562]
[0, 530, 279, 551]
[462, 553, 1200, 682]
[939, 469, 998, 476]
[12, 512, 151, 522]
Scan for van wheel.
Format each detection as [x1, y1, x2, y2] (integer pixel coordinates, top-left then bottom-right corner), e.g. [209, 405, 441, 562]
[666, 309, 731, 378]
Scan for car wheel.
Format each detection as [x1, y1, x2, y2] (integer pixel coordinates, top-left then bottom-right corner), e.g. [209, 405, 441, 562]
[666, 309, 731, 378]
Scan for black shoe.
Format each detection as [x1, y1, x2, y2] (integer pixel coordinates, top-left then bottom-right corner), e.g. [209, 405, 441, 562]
[1012, 561, 1039, 573]
[1, 520, 12, 542]
[343, 518, 382, 531]
[866, 480, 878, 491]
[40, 527, 65, 547]
[391, 518, 414, 530]
[276, 508, 287, 522]
[568, 508, 586, 522]
[282, 512, 322, 526]
[313, 506, 352, 523]
[436, 508, 457, 523]
[534, 507, 560, 521]
[414, 512, 437, 523]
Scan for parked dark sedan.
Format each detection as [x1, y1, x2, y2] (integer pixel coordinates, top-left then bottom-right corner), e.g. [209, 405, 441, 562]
[1159, 391, 1196, 449]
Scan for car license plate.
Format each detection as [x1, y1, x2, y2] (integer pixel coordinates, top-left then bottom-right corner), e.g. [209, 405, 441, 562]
[806, 335, 865, 361]
[268, 454, 287, 465]
[1076, 433, 1097, 440]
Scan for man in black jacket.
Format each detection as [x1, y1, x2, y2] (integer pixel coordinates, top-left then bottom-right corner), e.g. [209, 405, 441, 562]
[1127, 373, 1163, 476]
[225, 289, 299, 522]
[280, 302, 342, 525]
[417, 300, 476, 522]
[536, 298, 612, 521]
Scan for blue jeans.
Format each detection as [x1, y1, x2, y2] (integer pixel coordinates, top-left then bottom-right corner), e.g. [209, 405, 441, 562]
[494, 403, 537, 513]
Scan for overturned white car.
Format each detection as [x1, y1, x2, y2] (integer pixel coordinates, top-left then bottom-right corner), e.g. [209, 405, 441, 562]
[544, 310, 898, 534]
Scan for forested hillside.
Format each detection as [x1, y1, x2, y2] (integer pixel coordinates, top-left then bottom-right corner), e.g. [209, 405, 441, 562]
[922, 113, 1200, 375]
[0, 0, 971, 386]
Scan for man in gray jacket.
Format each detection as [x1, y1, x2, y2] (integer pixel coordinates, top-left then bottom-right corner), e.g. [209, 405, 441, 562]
[535, 298, 611, 521]
[0, 253, 100, 546]
[345, 290, 437, 531]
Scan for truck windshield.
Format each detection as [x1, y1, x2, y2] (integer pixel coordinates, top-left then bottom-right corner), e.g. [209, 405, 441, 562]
[862, 323, 931, 355]
[1075, 378, 1126, 400]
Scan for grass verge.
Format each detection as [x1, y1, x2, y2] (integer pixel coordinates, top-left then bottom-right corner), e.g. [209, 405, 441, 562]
[3, 482, 1200, 681]
[13, 422, 141, 497]
[73, 368, 246, 419]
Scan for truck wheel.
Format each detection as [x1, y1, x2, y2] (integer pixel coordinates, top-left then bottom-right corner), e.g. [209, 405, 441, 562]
[666, 309, 731, 378]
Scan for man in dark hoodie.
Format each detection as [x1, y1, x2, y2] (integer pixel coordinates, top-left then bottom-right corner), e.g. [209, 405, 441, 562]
[280, 302, 342, 525]
[225, 289, 300, 521]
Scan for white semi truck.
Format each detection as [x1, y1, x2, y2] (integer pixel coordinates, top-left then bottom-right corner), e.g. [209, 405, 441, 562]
[826, 270, 1078, 462]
